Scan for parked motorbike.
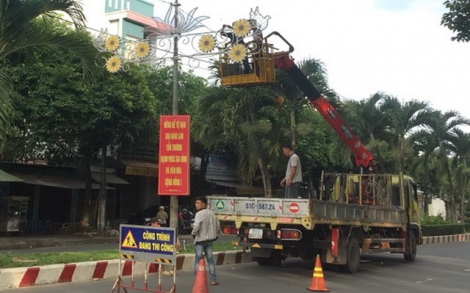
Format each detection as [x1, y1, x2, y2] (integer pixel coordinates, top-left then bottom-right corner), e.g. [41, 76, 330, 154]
[126, 205, 194, 233]
[178, 206, 194, 234]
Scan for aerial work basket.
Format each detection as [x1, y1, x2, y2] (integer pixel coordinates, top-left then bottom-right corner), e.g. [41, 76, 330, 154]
[219, 32, 293, 87]
[219, 48, 275, 86]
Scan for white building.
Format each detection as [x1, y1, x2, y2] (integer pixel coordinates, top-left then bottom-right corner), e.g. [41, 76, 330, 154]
[428, 197, 446, 219]
[82, 0, 160, 39]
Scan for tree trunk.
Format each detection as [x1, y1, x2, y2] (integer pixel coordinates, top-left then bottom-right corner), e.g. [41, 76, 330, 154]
[97, 147, 107, 232]
[258, 157, 272, 198]
[460, 161, 467, 222]
[444, 160, 457, 222]
[81, 158, 94, 229]
[290, 109, 296, 148]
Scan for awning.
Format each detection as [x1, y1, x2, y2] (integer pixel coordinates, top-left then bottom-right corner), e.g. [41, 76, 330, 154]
[208, 180, 264, 195]
[209, 180, 243, 188]
[9, 172, 109, 190]
[0, 169, 24, 182]
[91, 172, 129, 185]
[121, 158, 157, 177]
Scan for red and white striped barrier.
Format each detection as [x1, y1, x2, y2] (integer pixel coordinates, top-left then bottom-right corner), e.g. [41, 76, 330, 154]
[421, 233, 470, 245]
[0, 251, 252, 290]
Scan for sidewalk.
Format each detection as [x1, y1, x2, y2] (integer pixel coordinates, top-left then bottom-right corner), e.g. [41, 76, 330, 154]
[0, 234, 119, 251]
[0, 232, 198, 251]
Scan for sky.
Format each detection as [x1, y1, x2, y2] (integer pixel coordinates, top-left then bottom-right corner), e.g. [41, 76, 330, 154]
[83, 0, 470, 120]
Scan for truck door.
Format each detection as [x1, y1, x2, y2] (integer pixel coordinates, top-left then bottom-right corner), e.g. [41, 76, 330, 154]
[403, 179, 420, 225]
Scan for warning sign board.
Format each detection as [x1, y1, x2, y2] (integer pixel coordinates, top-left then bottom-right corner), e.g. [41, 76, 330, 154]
[121, 230, 138, 248]
[119, 224, 177, 264]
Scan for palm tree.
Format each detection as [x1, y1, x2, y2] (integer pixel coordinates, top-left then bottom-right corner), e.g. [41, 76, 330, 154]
[192, 85, 281, 197]
[381, 97, 433, 173]
[412, 110, 470, 221]
[273, 58, 337, 149]
[0, 0, 97, 149]
[447, 128, 470, 221]
[338, 93, 391, 172]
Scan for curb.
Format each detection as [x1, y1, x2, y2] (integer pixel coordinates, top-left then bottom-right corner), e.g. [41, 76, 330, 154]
[421, 233, 470, 245]
[0, 250, 252, 291]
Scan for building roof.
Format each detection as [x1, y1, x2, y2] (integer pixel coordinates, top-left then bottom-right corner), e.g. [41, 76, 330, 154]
[91, 172, 129, 185]
[9, 172, 107, 190]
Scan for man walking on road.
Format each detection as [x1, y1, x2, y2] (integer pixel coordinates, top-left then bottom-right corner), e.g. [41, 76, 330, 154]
[191, 196, 221, 285]
[280, 143, 303, 198]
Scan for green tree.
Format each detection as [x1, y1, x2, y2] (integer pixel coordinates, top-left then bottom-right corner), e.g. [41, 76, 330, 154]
[447, 128, 470, 221]
[411, 110, 470, 221]
[119, 66, 207, 158]
[381, 97, 432, 173]
[0, 0, 97, 148]
[340, 93, 390, 172]
[274, 58, 337, 148]
[192, 85, 281, 197]
[441, 0, 470, 42]
[409, 121, 442, 213]
[8, 41, 157, 227]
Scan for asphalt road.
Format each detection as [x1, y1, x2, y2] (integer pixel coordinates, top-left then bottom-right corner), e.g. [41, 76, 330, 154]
[3, 241, 469, 293]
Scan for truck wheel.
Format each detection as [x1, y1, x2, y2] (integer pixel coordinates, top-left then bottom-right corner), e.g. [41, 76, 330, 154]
[270, 252, 283, 266]
[404, 232, 417, 262]
[255, 252, 283, 266]
[340, 237, 360, 273]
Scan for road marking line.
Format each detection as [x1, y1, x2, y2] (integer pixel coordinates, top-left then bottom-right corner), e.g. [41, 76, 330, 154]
[416, 278, 433, 284]
[464, 269, 470, 272]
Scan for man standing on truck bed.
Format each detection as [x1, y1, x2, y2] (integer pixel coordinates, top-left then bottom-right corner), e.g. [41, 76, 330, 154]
[280, 144, 302, 198]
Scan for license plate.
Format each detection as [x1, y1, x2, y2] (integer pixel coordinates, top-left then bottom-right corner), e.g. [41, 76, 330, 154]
[248, 228, 263, 239]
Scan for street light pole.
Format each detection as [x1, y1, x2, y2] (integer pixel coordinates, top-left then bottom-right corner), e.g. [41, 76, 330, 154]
[169, 0, 180, 231]
[94, 0, 249, 232]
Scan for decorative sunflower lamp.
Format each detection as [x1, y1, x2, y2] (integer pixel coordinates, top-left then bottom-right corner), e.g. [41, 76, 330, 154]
[198, 35, 216, 53]
[106, 56, 122, 73]
[135, 41, 150, 59]
[105, 35, 120, 52]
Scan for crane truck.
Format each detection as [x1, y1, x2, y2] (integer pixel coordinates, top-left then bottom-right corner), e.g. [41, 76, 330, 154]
[208, 31, 422, 273]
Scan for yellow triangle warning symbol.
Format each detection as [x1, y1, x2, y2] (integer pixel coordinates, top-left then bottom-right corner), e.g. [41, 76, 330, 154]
[121, 230, 138, 248]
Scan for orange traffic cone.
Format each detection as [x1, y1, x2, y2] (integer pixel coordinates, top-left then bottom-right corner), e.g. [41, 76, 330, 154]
[307, 255, 330, 292]
[192, 259, 209, 293]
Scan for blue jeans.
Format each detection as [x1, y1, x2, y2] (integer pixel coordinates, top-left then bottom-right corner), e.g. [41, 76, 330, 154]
[194, 241, 216, 282]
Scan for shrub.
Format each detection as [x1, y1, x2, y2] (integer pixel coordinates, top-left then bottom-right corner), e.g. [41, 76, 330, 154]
[421, 214, 449, 225]
[421, 224, 465, 236]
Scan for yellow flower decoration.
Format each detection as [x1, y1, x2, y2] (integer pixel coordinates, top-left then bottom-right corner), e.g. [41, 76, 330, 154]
[198, 35, 215, 53]
[233, 19, 251, 37]
[105, 35, 120, 51]
[135, 41, 150, 59]
[106, 56, 121, 73]
[229, 44, 247, 63]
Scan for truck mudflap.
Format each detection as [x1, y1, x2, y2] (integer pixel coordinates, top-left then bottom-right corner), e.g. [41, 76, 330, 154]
[231, 241, 283, 250]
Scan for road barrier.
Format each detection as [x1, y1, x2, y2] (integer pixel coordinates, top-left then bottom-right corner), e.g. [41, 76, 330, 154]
[110, 224, 178, 293]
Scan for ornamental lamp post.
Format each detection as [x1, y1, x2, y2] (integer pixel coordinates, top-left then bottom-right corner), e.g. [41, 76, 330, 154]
[93, 1, 270, 231]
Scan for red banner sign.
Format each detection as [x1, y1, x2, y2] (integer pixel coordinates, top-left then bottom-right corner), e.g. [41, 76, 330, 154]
[158, 115, 190, 196]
